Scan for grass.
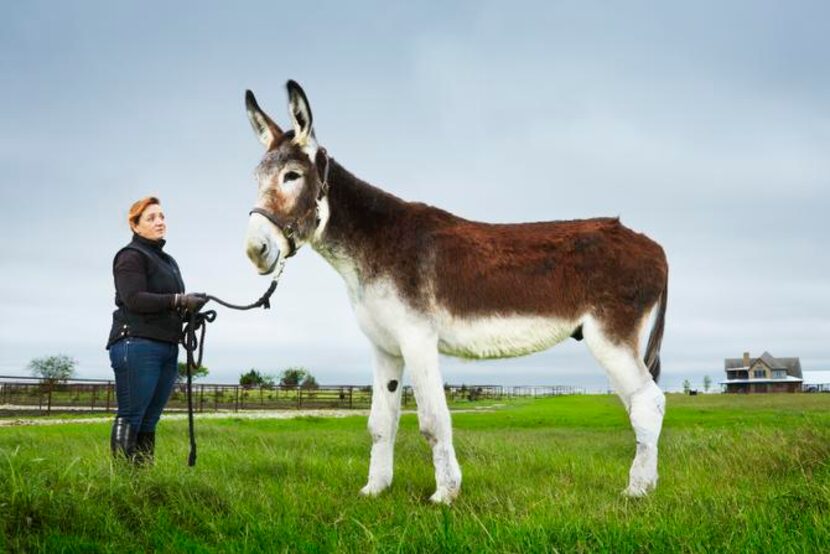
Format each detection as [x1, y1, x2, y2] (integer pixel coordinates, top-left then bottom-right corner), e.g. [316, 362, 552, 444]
[1, 394, 829, 552]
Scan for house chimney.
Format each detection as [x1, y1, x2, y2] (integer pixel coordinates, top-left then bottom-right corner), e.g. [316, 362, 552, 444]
[743, 352, 750, 367]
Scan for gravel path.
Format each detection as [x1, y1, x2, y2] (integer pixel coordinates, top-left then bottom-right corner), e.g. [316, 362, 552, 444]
[0, 409, 369, 427]
[0, 405, 500, 427]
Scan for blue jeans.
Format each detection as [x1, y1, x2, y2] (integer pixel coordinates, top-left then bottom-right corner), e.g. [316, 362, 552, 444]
[109, 337, 179, 432]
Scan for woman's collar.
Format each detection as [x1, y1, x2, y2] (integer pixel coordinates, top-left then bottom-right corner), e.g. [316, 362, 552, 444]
[132, 233, 166, 250]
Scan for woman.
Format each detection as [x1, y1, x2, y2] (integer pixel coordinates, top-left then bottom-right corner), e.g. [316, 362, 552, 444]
[106, 196, 206, 465]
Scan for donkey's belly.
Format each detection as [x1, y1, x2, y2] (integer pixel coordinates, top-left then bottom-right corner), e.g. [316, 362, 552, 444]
[437, 314, 579, 360]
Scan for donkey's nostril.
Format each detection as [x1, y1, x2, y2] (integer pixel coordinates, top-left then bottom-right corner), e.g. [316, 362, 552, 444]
[260, 243, 268, 255]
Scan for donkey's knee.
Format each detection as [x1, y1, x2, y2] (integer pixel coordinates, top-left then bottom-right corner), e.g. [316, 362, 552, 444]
[420, 430, 438, 447]
[419, 417, 439, 446]
[368, 413, 397, 445]
[415, 398, 452, 442]
[629, 380, 665, 446]
[624, 380, 665, 497]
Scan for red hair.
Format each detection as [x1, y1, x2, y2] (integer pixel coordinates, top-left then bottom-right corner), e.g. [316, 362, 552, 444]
[128, 196, 160, 228]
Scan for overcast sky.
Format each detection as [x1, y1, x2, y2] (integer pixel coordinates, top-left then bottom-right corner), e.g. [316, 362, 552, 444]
[1, 1, 828, 392]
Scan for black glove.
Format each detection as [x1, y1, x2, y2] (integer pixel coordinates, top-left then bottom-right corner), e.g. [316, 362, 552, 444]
[175, 293, 208, 313]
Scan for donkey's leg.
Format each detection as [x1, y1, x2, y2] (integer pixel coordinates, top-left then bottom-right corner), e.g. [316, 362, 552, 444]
[583, 318, 666, 497]
[402, 339, 462, 504]
[360, 346, 405, 497]
[624, 377, 665, 496]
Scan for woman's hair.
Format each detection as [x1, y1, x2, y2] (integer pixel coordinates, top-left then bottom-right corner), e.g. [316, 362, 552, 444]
[128, 196, 160, 228]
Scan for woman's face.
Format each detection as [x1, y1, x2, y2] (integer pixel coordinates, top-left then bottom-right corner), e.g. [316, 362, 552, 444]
[132, 204, 166, 241]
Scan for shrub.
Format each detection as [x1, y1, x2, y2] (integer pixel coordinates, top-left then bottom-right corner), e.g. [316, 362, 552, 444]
[280, 367, 320, 390]
[28, 354, 77, 383]
[240, 369, 275, 388]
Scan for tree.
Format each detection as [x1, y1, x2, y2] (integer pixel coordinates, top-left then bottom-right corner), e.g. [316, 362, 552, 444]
[28, 354, 76, 383]
[682, 379, 691, 394]
[240, 368, 275, 388]
[280, 367, 309, 388]
[279, 367, 319, 389]
[703, 375, 712, 393]
[177, 362, 209, 383]
[300, 374, 319, 390]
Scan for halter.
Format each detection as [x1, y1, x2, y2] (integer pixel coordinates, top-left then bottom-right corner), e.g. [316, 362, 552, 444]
[249, 147, 331, 259]
[181, 149, 331, 467]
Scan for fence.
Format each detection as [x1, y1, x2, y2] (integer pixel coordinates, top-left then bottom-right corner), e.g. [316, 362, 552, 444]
[0, 375, 583, 416]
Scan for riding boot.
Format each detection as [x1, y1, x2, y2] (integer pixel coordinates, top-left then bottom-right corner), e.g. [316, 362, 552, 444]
[110, 417, 138, 462]
[135, 431, 156, 467]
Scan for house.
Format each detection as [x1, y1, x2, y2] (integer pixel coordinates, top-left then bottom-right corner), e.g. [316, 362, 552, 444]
[720, 351, 803, 393]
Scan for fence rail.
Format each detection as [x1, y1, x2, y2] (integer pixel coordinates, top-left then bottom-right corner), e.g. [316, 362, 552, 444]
[0, 375, 583, 416]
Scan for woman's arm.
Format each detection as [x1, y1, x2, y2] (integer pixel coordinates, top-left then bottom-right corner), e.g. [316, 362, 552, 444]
[114, 250, 176, 313]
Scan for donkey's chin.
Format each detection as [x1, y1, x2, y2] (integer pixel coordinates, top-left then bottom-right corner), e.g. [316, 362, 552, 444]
[258, 255, 280, 276]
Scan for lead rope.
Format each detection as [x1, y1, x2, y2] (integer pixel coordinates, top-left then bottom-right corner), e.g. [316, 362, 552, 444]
[181, 150, 329, 466]
[180, 276, 280, 467]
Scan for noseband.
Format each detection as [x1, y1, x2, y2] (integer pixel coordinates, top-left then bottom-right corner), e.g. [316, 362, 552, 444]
[249, 148, 331, 259]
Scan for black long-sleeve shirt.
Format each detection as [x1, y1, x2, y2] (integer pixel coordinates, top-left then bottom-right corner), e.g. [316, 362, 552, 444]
[113, 249, 176, 313]
[107, 234, 186, 348]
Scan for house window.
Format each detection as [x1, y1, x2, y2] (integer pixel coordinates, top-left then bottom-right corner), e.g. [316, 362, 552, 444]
[753, 369, 766, 379]
[772, 370, 787, 379]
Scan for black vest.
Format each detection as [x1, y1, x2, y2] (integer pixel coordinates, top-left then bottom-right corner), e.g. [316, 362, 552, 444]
[106, 235, 186, 348]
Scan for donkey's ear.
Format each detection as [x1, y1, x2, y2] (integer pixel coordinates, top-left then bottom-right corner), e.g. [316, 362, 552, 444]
[286, 80, 314, 145]
[245, 90, 283, 148]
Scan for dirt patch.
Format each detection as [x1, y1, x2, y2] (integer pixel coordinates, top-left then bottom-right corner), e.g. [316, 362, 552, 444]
[0, 406, 496, 427]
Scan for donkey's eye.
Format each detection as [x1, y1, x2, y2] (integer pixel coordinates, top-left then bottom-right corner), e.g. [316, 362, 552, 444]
[283, 171, 301, 183]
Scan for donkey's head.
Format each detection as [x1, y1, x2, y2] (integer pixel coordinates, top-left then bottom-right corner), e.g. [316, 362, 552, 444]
[244, 80, 329, 275]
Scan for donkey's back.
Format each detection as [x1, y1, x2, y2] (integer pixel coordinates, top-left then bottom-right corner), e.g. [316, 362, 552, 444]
[399, 210, 667, 361]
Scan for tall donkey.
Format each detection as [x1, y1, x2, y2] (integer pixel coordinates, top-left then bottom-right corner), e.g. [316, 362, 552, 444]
[243, 81, 668, 504]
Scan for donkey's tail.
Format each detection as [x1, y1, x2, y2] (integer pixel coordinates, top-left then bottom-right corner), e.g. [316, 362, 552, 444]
[644, 270, 668, 383]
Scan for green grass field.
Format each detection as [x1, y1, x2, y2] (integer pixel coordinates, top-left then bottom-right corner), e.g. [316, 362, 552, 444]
[2, 394, 829, 553]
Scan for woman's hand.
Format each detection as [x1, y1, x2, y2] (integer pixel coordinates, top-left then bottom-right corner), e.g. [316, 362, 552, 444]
[174, 293, 208, 313]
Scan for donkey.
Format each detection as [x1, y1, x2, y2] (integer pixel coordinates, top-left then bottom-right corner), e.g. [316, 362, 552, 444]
[242, 80, 668, 504]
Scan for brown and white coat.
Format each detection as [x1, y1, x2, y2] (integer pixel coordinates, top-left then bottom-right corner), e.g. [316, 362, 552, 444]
[243, 81, 669, 503]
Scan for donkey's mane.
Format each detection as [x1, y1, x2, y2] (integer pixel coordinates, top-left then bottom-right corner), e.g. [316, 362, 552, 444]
[320, 161, 461, 307]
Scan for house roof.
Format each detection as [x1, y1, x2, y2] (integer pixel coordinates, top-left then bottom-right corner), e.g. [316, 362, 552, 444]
[759, 351, 787, 369]
[724, 351, 802, 378]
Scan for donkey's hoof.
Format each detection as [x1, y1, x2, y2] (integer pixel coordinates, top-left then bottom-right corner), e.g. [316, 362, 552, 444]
[359, 482, 389, 497]
[429, 487, 459, 505]
[622, 481, 656, 498]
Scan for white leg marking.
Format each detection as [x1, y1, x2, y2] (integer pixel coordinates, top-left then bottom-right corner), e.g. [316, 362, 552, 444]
[625, 379, 665, 497]
[360, 346, 404, 497]
[402, 337, 462, 504]
[582, 316, 665, 497]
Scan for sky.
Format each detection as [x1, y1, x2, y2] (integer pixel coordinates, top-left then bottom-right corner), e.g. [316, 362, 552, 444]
[1, 1, 828, 392]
